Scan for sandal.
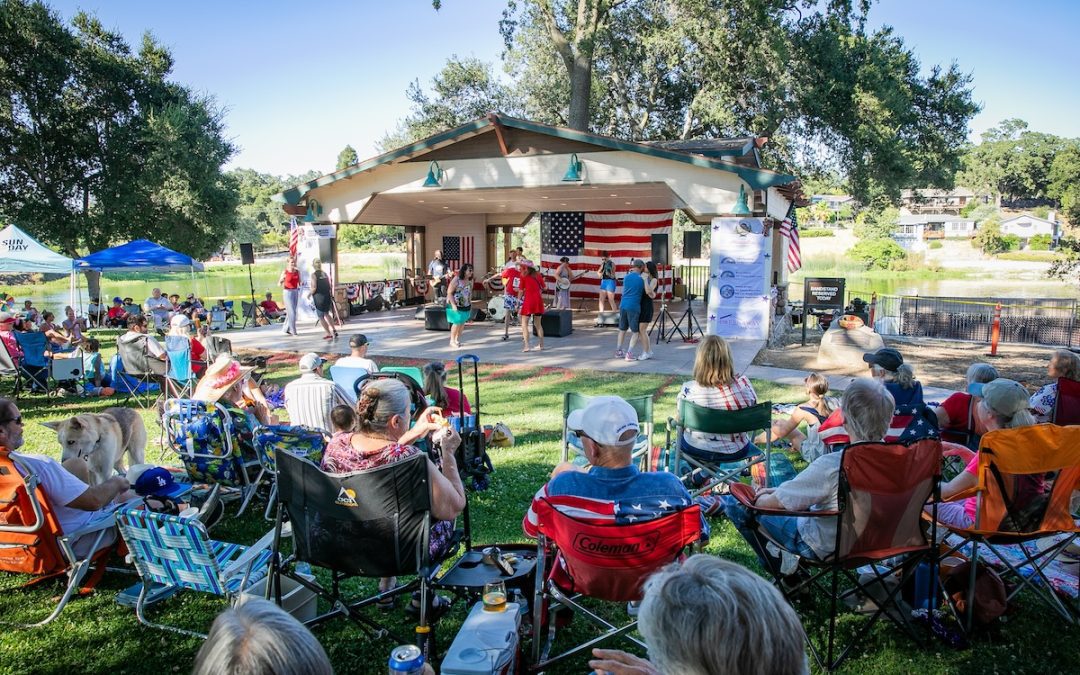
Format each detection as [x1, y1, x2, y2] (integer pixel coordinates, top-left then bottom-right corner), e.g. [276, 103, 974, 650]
[376, 596, 397, 612]
[404, 592, 452, 623]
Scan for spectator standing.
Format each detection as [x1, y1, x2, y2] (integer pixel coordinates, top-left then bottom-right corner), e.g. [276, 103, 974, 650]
[614, 259, 645, 361]
[278, 257, 302, 336]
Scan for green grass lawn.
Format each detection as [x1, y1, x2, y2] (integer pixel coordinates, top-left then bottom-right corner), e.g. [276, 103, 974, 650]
[0, 345, 1076, 674]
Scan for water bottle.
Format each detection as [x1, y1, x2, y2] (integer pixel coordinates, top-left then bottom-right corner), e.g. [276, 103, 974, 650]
[912, 561, 934, 610]
[388, 644, 425, 675]
[295, 561, 312, 577]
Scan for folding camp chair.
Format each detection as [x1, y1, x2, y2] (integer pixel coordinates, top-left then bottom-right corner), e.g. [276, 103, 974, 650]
[116, 505, 274, 637]
[328, 364, 369, 405]
[1052, 377, 1080, 426]
[529, 500, 702, 670]
[0, 339, 20, 396]
[561, 392, 654, 469]
[729, 438, 942, 671]
[116, 334, 163, 408]
[241, 301, 260, 329]
[0, 448, 122, 626]
[937, 424, 1080, 631]
[162, 399, 267, 517]
[12, 331, 53, 397]
[252, 424, 328, 521]
[164, 336, 197, 400]
[270, 451, 455, 656]
[666, 399, 773, 495]
[381, 366, 424, 388]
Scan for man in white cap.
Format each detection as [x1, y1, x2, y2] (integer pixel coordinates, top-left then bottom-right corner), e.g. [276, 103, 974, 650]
[523, 396, 698, 538]
[284, 352, 349, 433]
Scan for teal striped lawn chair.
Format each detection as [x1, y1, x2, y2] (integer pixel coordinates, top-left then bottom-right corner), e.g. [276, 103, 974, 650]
[252, 424, 328, 521]
[116, 505, 275, 637]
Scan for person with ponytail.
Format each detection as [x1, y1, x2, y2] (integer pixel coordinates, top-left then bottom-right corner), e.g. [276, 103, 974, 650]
[932, 379, 1037, 528]
[862, 347, 924, 407]
[422, 362, 471, 415]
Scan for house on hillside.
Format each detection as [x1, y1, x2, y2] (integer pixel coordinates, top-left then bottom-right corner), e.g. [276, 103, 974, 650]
[892, 214, 977, 251]
[1000, 212, 1060, 245]
[810, 194, 855, 210]
[900, 187, 983, 215]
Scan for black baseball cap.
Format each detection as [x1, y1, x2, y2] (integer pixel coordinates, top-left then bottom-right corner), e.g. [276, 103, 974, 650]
[862, 347, 903, 372]
[349, 334, 371, 348]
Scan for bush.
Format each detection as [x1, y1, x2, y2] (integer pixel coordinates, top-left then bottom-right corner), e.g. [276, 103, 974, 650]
[799, 228, 835, 238]
[853, 207, 899, 241]
[995, 250, 1064, 262]
[1029, 234, 1052, 250]
[1002, 234, 1022, 251]
[849, 238, 907, 270]
[928, 241, 943, 249]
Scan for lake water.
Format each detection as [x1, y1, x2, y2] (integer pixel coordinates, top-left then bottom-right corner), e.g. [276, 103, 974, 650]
[790, 275, 1080, 301]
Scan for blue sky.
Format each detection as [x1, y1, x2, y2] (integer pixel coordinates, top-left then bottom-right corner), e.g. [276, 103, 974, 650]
[46, 0, 1080, 176]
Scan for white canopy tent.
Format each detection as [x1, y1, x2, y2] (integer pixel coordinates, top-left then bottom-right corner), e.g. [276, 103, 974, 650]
[0, 224, 77, 308]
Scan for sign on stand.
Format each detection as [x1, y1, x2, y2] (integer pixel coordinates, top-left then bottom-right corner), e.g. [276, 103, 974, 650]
[708, 217, 771, 340]
[802, 277, 845, 345]
[295, 224, 337, 323]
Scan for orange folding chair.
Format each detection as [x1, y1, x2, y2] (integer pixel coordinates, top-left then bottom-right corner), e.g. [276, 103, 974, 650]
[937, 424, 1080, 631]
[529, 499, 702, 671]
[730, 438, 942, 671]
[0, 447, 121, 626]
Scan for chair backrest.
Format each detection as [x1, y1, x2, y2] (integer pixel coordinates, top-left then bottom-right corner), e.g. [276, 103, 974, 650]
[678, 398, 771, 435]
[253, 425, 328, 473]
[970, 424, 1080, 536]
[165, 336, 193, 382]
[276, 451, 431, 578]
[241, 301, 257, 319]
[329, 365, 368, 404]
[162, 399, 243, 485]
[835, 438, 942, 562]
[116, 505, 228, 595]
[13, 331, 48, 368]
[117, 335, 155, 376]
[203, 335, 233, 363]
[0, 448, 67, 576]
[0, 339, 17, 376]
[381, 366, 423, 387]
[1053, 378, 1080, 426]
[533, 500, 702, 602]
[563, 392, 655, 458]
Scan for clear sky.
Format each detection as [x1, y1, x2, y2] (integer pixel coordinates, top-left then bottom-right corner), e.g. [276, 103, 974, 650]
[45, 0, 1080, 177]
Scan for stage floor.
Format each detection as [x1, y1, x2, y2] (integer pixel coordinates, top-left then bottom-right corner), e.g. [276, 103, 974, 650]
[222, 302, 764, 377]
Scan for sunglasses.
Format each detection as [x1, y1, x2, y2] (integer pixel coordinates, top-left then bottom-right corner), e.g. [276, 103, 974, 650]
[573, 430, 592, 442]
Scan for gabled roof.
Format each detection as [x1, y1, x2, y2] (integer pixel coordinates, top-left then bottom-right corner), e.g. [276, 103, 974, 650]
[1000, 212, 1058, 226]
[274, 114, 796, 205]
[640, 137, 757, 158]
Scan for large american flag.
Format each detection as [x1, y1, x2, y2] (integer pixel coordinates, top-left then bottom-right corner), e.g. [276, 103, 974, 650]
[442, 235, 475, 270]
[778, 204, 801, 272]
[540, 210, 673, 298]
[288, 216, 299, 258]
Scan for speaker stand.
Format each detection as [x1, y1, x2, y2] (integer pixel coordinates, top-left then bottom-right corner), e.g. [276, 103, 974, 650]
[649, 265, 682, 343]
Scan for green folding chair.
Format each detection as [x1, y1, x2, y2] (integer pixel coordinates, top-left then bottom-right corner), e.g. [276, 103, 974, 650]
[666, 399, 772, 495]
[381, 366, 423, 388]
[561, 392, 654, 470]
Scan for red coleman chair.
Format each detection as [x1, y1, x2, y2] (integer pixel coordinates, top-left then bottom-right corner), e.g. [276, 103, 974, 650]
[529, 498, 702, 671]
[1052, 377, 1080, 426]
[0, 447, 123, 626]
[730, 438, 942, 671]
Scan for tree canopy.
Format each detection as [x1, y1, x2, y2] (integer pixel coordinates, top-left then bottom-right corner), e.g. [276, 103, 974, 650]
[0, 0, 237, 260]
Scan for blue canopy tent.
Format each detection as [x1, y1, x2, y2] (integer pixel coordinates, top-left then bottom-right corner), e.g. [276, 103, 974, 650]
[75, 239, 205, 273]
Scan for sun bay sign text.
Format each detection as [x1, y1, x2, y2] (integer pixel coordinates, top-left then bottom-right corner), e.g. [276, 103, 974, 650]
[802, 277, 845, 345]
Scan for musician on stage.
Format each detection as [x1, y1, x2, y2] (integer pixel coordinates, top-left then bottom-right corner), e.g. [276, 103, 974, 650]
[554, 256, 575, 310]
[446, 264, 474, 349]
[499, 259, 521, 340]
[597, 250, 616, 313]
[427, 249, 449, 300]
[517, 259, 545, 352]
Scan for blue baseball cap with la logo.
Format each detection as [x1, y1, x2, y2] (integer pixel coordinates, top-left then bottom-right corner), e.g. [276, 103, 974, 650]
[131, 466, 189, 500]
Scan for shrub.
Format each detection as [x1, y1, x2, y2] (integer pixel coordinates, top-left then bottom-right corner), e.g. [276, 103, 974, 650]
[849, 238, 907, 270]
[799, 228, 835, 238]
[1029, 234, 1052, 250]
[1002, 234, 1022, 251]
[928, 241, 943, 249]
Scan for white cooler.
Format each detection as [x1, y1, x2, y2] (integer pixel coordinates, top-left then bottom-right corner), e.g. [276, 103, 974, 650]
[440, 601, 520, 675]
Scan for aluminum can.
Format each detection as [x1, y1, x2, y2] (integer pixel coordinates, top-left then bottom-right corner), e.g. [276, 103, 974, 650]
[388, 644, 425, 675]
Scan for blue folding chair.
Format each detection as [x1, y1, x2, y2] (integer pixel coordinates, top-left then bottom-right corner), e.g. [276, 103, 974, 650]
[328, 364, 369, 405]
[109, 353, 159, 402]
[13, 331, 52, 397]
[164, 336, 196, 400]
[116, 505, 275, 637]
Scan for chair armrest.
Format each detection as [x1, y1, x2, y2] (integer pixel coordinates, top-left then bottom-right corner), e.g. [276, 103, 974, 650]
[941, 486, 979, 502]
[728, 482, 839, 518]
[62, 512, 117, 541]
[221, 528, 276, 580]
[666, 416, 677, 432]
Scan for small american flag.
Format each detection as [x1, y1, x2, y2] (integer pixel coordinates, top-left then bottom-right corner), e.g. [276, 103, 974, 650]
[778, 205, 801, 273]
[442, 235, 474, 270]
[288, 216, 299, 258]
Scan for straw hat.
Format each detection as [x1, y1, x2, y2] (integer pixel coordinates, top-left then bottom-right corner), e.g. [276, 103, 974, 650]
[193, 354, 254, 403]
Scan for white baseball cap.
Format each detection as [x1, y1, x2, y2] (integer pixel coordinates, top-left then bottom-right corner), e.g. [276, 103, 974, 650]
[566, 396, 639, 446]
[299, 352, 325, 373]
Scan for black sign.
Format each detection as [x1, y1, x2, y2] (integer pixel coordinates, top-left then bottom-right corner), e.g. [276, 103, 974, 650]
[803, 277, 846, 310]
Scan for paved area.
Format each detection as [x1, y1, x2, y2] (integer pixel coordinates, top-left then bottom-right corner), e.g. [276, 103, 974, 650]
[222, 301, 762, 377]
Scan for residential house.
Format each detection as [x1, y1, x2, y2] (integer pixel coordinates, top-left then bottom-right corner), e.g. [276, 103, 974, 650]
[810, 194, 855, 211]
[999, 212, 1060, 244]
[892, 214, 977, 251]
[900, 188, 981, 215]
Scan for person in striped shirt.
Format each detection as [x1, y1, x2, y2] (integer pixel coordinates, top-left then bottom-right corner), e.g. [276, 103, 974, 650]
[284, 353, 349, 434]
[677, 335, 759, 459]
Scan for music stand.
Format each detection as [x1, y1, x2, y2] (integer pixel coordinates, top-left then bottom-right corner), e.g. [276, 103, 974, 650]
[649, 264, 682, 343]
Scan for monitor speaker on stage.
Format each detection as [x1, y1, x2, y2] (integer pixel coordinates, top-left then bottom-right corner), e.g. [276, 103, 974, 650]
[683, 231, 701, 260]
[318, 237, 334, 264]
[239, 243, 255, 265]
[651, 233, 670, 266]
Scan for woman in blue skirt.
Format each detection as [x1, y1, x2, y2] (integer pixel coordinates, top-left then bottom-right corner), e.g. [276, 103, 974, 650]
[446, 264, 474, 349]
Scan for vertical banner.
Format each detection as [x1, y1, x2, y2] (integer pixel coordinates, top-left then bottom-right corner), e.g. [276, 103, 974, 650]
[708, 217, 771, 340]
[294, 224, 336, 323]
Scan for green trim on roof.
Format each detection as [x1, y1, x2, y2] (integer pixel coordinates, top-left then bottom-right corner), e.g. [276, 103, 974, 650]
[273, 114, 796, 205]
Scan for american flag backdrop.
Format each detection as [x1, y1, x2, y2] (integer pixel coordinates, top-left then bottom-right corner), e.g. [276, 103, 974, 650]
[778, 204, 801, 272]
[288, 216, 299, 258]
[442, 235, 475, 270]
[540, 210, 674, 298]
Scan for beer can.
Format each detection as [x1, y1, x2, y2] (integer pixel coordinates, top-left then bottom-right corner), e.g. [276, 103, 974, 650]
[388, 644, 425, 674]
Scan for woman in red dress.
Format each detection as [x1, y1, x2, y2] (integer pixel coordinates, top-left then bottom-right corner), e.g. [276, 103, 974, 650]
[516, 259, 545, 352]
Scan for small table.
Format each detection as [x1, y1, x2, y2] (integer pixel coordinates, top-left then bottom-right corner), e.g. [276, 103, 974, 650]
[434, 544, 538, 599]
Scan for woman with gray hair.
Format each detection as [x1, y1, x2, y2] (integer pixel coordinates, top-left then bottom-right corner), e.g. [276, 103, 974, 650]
[935, 362, 999, 442]
[722, 378, 895, 575]
[193, 598, 333, 675]
[1029, 349, 1080, 423]
[588, 555, 807, 675]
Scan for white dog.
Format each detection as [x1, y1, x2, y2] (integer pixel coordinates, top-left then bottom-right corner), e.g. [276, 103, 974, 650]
[43, 407, 147, 486]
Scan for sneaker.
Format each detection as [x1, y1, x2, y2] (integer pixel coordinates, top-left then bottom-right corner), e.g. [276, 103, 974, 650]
[614, 349, 625, 358]
[624, 352, 636, 361]
[695, 494, 725, 517]
[637, 352, 653, 361]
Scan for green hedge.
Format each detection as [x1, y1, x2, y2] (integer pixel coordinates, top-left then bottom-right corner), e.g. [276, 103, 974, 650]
[799, 228, 835, 238]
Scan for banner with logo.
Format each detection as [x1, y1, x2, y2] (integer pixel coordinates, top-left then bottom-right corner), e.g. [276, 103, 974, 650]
[294, 224, 336, 322]
[707, 217, 771, 340]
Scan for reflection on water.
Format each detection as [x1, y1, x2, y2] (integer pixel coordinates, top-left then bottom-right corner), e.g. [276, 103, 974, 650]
[792, 276, 1080, 300]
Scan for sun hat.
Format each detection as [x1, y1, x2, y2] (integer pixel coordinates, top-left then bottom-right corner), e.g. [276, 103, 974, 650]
[566, 396, 639, 447]
[170, 314, 191, 329]
[517, 259, 536, 269]
[193, 354, 254, 402]
[967, 378, 1030, 418]
[299, 352, 325, 373]
[862, 347, 903, 372]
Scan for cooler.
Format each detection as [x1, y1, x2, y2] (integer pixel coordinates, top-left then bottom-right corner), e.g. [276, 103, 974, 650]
[440, 601, 520, 675]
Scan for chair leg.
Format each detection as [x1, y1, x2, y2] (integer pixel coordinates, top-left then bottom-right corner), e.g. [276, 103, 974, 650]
[132, 581, 207, 638]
